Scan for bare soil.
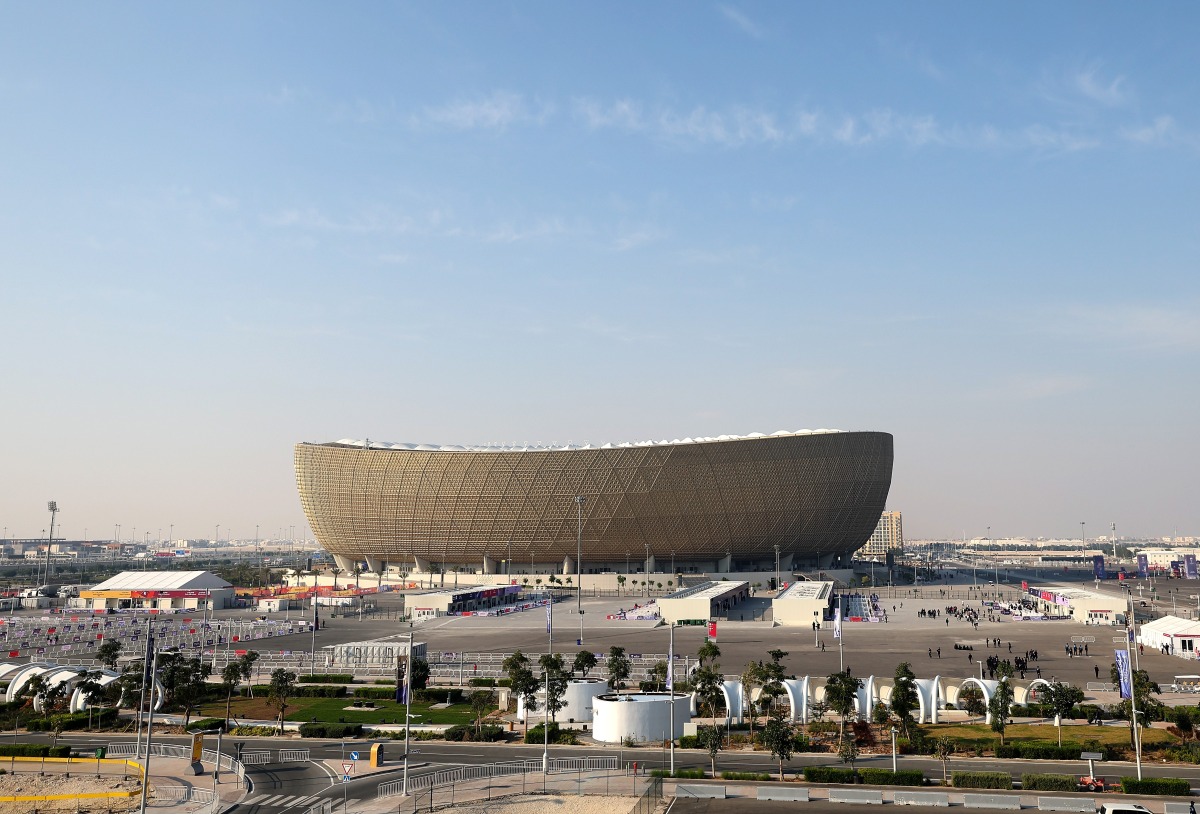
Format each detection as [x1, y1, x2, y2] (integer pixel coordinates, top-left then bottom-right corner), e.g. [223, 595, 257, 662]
[0, 773, 140, 812]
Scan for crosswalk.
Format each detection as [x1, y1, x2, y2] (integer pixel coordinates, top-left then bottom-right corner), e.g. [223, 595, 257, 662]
[241, 793, 367, 810]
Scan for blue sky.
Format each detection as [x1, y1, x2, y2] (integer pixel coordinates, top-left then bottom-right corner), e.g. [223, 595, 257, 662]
[2, 2, 1197, 543]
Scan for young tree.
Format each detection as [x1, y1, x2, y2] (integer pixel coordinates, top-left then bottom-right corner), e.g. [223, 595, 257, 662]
[410, 658, 430, 690]
[606, 646, 631, 691]
[889, 662, 920, 737]
[159, 652, 213, 729]
[504, 651, 539, 737]
[539, 653, 569, 722]
[837, 736, 860, 772]
[958, 685, 986, 721]
[988, 679, 1015, 744]
[616, 575, 626, 595]
[741, 661, 766, 734]
[469, 690, 493, 736]
[934, 736, 955, 784]
[96, 640, 122, 671]
[693, 640, 724, 720]
[648, 660, 668, 691]
[824, 670, 863, 743]
[1110, 662, 1162, 746]
[221, 662, 243, 728]
[1042, 681, 1085, 746]
[572, 650, 598, 679]
[237, 651, 260, 698]
[697, 724, 725, 777]
[267, 668, 298, 736]
[761, 712, 795, 781]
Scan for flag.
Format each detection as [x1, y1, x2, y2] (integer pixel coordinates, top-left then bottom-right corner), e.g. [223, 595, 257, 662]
[706, 621, 717, 641]
[667, 627, 674, 690]
[1114, 649, 1133, 699]
[833, 608, 842, 639]
[546, 605, 552, 634]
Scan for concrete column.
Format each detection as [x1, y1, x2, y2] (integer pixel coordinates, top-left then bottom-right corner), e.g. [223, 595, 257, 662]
[412, 555, 431, 573]
[645, 555, 656, 574]
[717, 553, 732, 573]
[363, 556, 382, 574]
[332, 553, 356, 572]
[562, 555, 574, 575]
[482, 555, 495, 575]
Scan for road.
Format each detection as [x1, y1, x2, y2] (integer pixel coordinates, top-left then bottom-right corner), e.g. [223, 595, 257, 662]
[36, 732, 1198, 814]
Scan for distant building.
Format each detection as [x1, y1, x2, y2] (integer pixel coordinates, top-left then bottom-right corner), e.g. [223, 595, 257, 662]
[859, 511, 903, 558]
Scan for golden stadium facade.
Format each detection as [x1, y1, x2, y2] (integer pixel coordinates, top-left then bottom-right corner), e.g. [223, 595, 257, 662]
[295, 430, 893, 575]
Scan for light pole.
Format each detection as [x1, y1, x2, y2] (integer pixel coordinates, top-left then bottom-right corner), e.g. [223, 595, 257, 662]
[197, 727, 224, 805]
[668, 621, 676, 774]
[401, 627, 414, 795]
[1081, 521, 1086, 559]
[575, 496, 586, 645]
[890, 726, 898, 772]
[544, 595, 552, 774]
[644, 543, 650, 597]
[44, 501, 58, 583]
[774, 544, 780, 592]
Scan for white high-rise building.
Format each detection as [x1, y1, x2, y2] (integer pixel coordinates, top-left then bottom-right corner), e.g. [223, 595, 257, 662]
[860, 511, 903, 557]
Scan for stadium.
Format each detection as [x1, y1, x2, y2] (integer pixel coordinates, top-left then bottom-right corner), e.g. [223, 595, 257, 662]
[294, 429, 893, 577]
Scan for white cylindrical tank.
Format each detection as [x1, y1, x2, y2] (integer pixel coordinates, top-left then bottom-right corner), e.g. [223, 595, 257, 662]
[517, 678, 608, 723]
[591, 692, 691, 744]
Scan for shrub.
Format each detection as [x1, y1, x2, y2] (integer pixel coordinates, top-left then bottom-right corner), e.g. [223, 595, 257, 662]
[1120, 777, 1192, 796]
[803, 766, 857, 784]
[952, 771, 1011, 789]
[416, 688, 463, 704]
[650, 767, 705, 779]
[230, 726, 278, 736]
[298, 674, 354, 684]
[722, 771, 771, 781]
[859, 768, 925, 786]
[792, 733, 818, 752]
[678, 735, 699, 749]
[997, 742, 1105, 761]
[0, 744, 71, 758]
[1021, 774, 1078, 792]
[251, 684, 346, 698]
[299, 722, 364, 738]
[187, 718, 227, 732]
[442, 724, 507, 742]
[353, 687, 398, 700]
[468, 678, 496, 687]
[524, 721, 561, 744]
[25, 708, 119, 732]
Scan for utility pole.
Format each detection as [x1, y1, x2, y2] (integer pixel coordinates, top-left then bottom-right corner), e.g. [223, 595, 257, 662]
[44, 502, 58, 584]
[575, 496, 586, 645]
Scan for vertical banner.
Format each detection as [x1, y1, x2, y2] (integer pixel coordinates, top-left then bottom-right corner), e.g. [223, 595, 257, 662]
[833, 607, 842, 639]
[1114, 649, 1133, 699]
[666, 628, 674, 690]
[1136, 554, 1149, 579]
[190, 732, 204, 763]
[1092, 556, 1107, 580]
[1186, 554, 1198, 580]
[706, 621, 717, 641]
[545, 605, 551, 634]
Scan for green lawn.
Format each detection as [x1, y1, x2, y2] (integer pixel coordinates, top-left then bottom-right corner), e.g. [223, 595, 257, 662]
[919, 722, 1177, 750]
[198, 696, 480, 726]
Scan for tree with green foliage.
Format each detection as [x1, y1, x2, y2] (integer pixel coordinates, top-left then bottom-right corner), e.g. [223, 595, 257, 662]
[410, 658, 430, 690]
[889, 662, 920, 737]
[1041, 681, 1085, 746]
[648, 660, 668, 691]
[469, 690, 493, 736]
[761, 712, 795, 781]
[934, 736, 955, 784]
[837, 736, 860, 771]
[741, 660, 766, 734]
[616, 575, 626, 595]
[1110, 661, 1162, 745]
[693, 641, 724, 719]
[697, 724, 725, 777]
[221, 662, 243, 728]
[759, 649, 788, 715]
[988, 679, 1015, 744]
[96, 639, 122, 671]
[824, 670, 863, 743]
[267, 668, 298, 736]
[572, 650, 598, 678]
[74, 670, 107, 731]
[606, 646, 631, 691]
[959, 685, 986, 721]
[159, 651, 213, 729]
[236, 651, 260, 698]
[871, 701, 890, 726]
[504, 651, 540, 737]
[539, 653, 570, 722]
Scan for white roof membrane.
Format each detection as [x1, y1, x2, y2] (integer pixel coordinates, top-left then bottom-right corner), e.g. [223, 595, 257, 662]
[329, 429, 844, 453]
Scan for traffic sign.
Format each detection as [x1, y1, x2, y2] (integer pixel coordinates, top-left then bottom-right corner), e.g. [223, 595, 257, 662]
[341, 762, 355, 774]
[343, 774, 351, 783]
[350, 751, 360, 761]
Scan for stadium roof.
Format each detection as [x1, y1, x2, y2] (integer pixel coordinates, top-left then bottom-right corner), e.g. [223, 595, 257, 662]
[90, 571, 232, 591]
[323, 429, 844, 453]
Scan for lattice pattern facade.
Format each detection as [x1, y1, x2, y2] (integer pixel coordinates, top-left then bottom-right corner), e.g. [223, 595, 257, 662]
[294, 431, 893, 571]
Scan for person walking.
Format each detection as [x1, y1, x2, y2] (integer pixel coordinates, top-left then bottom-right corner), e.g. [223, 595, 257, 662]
[1095, 664, 1100, 679]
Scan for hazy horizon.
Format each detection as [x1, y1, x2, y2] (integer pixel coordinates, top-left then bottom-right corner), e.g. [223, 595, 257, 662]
[2, 4, 1197, 543]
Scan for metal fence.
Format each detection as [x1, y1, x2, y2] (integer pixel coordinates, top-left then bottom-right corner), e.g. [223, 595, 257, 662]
[108, 742, 247, 787]
[278, 749, 311, 762]
[154, 785, 216, 804]
[628, 775, 662, 814]
[385, 765, 655, 814]
[240, 750, 272, 765]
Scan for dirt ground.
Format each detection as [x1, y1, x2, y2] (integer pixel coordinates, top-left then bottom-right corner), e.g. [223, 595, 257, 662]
[0, 773, 140, 812]
[440, 794, 641, 814]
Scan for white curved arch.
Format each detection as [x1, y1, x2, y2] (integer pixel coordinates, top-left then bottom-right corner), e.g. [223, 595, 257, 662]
[68, 670, 123, 713]
[957, 677, 1002, 724]
[32, 667, 85, 714]
[0, 663, 25, 682]
[856, 676, 877, 717]
[914, 677, 943, 724]
[1014, 678, 1054, 706]
[721, 680, 744, 725]
[5, 663, 56, 704]
[782, 677, 809, 723]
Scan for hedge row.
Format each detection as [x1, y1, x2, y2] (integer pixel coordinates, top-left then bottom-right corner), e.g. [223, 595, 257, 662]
[298, 722, 363, 738]
[996, 742, 1108, 760]
[523, 722, 577, 745]
[722, 771, 772, 781]
[443, 725, 506, 742]
[0, 744, 71, 758]
[298, 674, 354, 684]
[803, 766, 857, 784]
[1021, 774, 1078, 792]
[188, 718, 227, 732]
[354, 687, 400, 700]
[650, 768, 705, 779]
[858, 769, 925, 787]
[250, 684, 346, 698]
[952, 771, 1011, 789]
[25, 708, 119, 732]
[1120, 777, 1192, 796]
[417, 688, 463, 704]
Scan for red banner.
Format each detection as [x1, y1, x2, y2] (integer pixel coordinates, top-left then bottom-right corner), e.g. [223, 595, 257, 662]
[707, 621, 717, 640]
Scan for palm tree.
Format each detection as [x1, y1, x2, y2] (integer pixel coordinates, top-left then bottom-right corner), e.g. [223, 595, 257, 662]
[616, 576, 626, 595]
[331, 568, 342, 590]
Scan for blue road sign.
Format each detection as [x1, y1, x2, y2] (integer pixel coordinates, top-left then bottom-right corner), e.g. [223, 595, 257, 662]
[350, 751, 360, 761]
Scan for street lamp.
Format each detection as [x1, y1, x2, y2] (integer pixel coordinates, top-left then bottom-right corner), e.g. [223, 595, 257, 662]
[575, 496, 586, 645]
[774, 544, 780, 592]
[196, 727, 225, 803]
[44, 501, 58, 583]
[890, 726, 898, 772]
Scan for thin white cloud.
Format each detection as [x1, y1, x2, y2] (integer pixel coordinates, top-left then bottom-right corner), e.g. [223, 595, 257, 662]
[717, 4, 766, 39]
[1120, 115, 1177, 145]
[573, 98, 644, 131]
[611, 224, 666, 252]
[415, 91, 546, 131]
[1074, 64, 1130, 107]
